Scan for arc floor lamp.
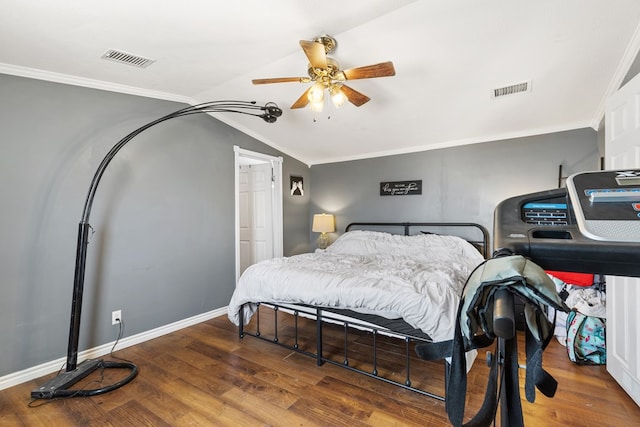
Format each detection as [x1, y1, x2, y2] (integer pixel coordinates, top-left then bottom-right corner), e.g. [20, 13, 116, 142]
[31, 101, 282, 399]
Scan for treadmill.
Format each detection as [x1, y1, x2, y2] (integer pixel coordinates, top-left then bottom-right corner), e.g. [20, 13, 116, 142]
[489, 169, 640, 425]
[494, 169, 640, 277]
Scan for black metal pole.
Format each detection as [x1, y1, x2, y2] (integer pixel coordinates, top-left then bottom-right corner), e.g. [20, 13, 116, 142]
[66, 222, 91, 371]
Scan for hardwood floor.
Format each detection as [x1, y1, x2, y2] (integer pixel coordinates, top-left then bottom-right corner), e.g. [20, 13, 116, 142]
[2, 309, 639, 426]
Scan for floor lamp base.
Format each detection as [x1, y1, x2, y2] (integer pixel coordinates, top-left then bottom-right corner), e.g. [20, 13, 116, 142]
[31, 358, 138, 399]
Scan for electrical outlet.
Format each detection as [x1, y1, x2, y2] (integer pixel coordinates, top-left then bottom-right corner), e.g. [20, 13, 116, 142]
[112, 310, 122, 325]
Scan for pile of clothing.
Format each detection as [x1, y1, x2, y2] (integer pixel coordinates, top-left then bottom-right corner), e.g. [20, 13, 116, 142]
[546, 273, 606, 346]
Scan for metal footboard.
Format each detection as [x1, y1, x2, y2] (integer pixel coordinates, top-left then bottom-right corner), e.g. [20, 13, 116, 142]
[239, 302, 446, 401]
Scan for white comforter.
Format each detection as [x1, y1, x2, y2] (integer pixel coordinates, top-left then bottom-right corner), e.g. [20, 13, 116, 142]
[227, 230, 484, 343]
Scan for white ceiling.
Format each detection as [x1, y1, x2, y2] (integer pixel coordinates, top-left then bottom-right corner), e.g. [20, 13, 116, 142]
[2, 0, 640, 165]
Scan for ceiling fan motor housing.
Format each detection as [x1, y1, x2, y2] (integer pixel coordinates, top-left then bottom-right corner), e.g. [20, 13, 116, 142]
[307, 57, 344, 82]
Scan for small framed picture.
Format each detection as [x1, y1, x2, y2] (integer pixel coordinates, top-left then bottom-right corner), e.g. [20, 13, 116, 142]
[290, 175, 304, 196]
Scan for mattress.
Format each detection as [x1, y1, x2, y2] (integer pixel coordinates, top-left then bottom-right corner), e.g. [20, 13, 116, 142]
[228, 230, 484, 343]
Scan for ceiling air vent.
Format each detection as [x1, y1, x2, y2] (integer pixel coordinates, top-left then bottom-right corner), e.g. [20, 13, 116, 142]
[101, 49, 155, 68]
[492, 81, 531, 99]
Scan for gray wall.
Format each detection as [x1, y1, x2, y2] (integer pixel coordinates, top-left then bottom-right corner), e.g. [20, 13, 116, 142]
[310, 128, 599, 249]
[0, 73, 309, 376]
[0, 71, 603, 379]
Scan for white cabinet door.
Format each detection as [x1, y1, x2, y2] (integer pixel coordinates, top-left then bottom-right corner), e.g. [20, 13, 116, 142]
[604, 72, 640, 406]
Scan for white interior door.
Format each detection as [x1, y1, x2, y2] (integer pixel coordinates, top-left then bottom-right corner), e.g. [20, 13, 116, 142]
[604, 72, 640, 406]
[238, 162, 273, 273]
[234, 146, 283, 282]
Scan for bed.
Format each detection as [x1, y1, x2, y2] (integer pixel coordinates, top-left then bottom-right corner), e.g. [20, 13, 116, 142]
[227, 222, 489, 400]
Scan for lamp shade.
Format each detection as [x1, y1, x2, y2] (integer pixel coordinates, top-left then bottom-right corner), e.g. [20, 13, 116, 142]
[312, 213, 335, 233]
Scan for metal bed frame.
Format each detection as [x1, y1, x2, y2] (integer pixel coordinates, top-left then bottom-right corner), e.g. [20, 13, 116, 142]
[237, 221, 489, 400]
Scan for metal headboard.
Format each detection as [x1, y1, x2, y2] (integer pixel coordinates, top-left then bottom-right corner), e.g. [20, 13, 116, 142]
[345, 221, 490, 259]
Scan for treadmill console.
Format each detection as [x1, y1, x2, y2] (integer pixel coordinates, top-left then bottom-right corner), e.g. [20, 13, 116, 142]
[522, 199, 568, 226]
[494, 169, 640, 277]
[567, 170, 640, 242]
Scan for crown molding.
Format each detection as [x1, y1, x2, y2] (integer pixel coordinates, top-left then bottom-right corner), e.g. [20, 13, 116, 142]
[0, 62, 192, 103]
[308, 121, 595, 166]
[0, 62, 303, 165]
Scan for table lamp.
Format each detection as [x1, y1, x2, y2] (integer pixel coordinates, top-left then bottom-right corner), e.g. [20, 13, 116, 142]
[312, 213, 335, 249]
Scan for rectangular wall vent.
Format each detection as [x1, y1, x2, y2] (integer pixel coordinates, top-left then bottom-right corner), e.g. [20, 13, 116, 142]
[492, 81, 531, 98]
[101, 49, 155, 68]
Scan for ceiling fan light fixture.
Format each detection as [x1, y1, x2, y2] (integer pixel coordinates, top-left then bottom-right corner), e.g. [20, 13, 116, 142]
[310, 99, 324, 112]
[308, 82, 325, 103]
[330, 84, 347, 108]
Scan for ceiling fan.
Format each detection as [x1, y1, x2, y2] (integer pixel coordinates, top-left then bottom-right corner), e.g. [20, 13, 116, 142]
[252, 35, 396, 111]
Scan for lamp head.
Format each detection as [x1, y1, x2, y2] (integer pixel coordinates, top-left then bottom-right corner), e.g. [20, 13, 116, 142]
[262, 102, 283, 123]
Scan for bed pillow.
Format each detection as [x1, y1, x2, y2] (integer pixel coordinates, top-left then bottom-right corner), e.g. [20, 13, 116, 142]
[324, 230, 388, 255]
[326, 230, 483, 263]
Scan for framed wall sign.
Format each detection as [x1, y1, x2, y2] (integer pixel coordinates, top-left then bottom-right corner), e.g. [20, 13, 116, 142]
[380, 180, 422, 196]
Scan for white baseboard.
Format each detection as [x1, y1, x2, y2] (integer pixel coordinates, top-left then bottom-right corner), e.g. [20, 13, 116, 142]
[0, 307, 227, 392]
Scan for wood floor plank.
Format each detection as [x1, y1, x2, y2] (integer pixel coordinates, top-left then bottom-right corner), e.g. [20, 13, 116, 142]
[288, 395, 373, 427]
[313, 375, 443, 425]
[220, 386, 319, 426]
[104, 400, 172, 427]
[230, 341, 328, 386]
[157, 377, 264, 426]
[111, 374, 209, 425]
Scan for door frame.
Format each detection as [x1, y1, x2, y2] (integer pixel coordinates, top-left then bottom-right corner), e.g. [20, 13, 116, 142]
[233, 146, 283, 282]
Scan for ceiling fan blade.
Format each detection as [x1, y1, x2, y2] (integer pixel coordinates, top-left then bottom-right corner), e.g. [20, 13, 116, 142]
[340, 84, 371, 107]
[252, 77, 309, 85]
[291, 87, 312, 109]
[343, 61, 396, 80]
[300, 40, 327, 69]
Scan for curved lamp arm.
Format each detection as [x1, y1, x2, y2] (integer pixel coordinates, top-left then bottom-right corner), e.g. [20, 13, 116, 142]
[66, 100, 282, 371]
[81, 100, 281, 223]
